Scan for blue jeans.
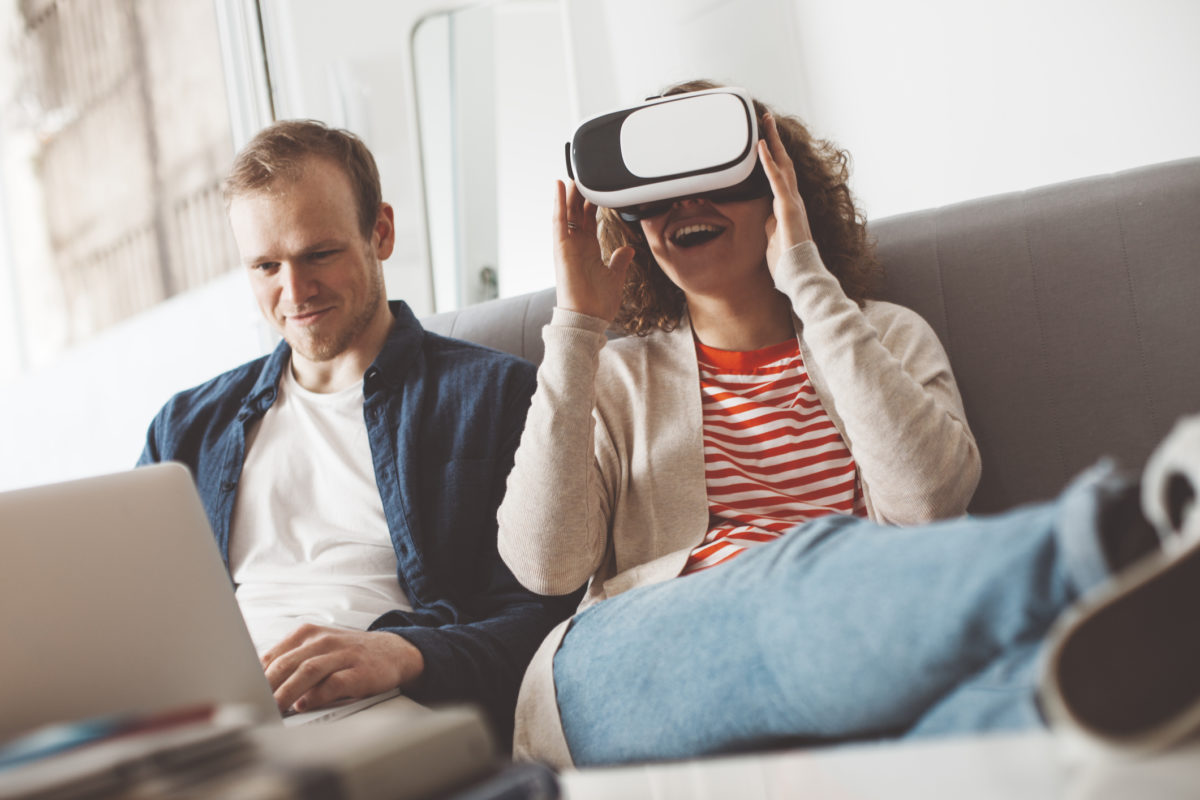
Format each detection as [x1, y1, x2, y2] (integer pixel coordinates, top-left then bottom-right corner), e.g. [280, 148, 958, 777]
[553, 468, 1116, 765]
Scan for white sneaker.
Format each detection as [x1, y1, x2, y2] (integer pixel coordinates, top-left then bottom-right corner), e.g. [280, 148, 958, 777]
[1039, 413, 1200, 753]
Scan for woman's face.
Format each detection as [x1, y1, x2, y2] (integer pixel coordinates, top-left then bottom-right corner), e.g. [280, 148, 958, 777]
[638, 194, 775, 299]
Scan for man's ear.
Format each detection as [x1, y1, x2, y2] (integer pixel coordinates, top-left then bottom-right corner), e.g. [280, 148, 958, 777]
[373, 203, 396, 260]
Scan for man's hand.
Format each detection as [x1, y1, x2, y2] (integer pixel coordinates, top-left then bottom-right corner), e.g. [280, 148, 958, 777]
[261, 625, 425, 713]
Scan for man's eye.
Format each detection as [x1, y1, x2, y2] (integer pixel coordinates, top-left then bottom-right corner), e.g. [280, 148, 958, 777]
[312, 250, 338, 260]
[254, 262, 280, 271]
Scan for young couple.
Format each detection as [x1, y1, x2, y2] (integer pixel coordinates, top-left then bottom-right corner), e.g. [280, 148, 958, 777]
[145, 80, 1199, 771]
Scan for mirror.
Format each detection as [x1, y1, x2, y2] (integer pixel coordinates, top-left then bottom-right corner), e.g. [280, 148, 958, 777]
[412, 0, 573, 312]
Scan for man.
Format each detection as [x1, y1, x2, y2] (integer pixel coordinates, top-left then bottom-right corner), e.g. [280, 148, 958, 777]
[139, 120, 571, 740]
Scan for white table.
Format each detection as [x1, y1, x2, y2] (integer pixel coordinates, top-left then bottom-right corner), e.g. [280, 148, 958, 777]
[559, 732, 1200, 799]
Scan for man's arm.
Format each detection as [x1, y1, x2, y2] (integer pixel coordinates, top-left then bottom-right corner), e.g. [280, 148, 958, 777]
[255, 581, 572, 725]
[369, 574, 576, 738]
[137, 408, 165, 465]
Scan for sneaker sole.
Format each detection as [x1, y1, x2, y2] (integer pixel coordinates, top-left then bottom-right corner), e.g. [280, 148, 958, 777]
[1041, 536, 1200, 751]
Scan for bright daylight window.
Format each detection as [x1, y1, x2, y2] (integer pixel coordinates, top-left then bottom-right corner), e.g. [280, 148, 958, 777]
[0, 0, 237, 377]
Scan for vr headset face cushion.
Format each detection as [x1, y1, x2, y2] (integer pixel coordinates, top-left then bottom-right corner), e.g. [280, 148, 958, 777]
[614, 162, 771, 222]
[567, 88, 764, 211]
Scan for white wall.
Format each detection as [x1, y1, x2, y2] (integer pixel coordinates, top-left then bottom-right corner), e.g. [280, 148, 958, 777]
[412, 13, 460, 311]
[560, 0, 1200, 221]
[0, 271, 267, 492]
[564, 0, 810, 121]
[493, 3, 574, 298]
[414, 1, 572, 308]
[790, 0, 1200, 217]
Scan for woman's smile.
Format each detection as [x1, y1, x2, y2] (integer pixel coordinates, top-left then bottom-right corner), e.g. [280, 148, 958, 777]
[669, 222, 727, 248]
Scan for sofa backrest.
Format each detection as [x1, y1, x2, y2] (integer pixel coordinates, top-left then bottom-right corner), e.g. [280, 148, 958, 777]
[422, 157, 1200, 514]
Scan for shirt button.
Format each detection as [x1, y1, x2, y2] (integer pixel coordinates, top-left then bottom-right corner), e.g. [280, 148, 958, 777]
[221, 480, 236, 492]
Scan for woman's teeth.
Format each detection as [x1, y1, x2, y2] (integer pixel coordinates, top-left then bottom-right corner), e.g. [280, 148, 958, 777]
[671, 224, 725, 247]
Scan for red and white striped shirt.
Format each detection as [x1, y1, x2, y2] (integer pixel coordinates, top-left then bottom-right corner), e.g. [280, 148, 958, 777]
[682, 337, 865, 574]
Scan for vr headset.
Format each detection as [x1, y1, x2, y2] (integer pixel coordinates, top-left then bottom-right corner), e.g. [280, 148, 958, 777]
[565, 87, 771, 222]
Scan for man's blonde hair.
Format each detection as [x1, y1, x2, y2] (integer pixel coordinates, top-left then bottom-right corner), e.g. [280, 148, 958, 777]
[223, 119, 382, 240]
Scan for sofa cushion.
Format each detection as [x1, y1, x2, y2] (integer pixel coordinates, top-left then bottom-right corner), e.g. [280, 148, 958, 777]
[874, 157, 1200, 512]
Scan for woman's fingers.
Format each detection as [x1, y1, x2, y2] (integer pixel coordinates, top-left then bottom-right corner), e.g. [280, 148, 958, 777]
[758, 139, 786, 198]
[758, 114, 795, 197]
[553, 180, 569, 240]
[758, 136, 802, 219]
[763, 113, 794, 173]
[553, 181, 627, 321]
[757, 114, 814, 253]
[558, 181, 602, 245]
[556, 180, 599, 244]
[608, 245, 635, 282]
[564, 181, 591, 231]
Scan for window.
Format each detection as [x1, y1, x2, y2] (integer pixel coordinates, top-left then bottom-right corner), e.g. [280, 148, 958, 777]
[0, 0, 237, 375]
[412, 0, 572, 312]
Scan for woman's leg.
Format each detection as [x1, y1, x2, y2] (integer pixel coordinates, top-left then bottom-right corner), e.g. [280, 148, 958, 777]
[554, 473, 1119, 765]
[902, 640, 1044, 737]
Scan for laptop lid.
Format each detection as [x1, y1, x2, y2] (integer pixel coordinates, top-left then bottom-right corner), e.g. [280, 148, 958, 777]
[0, 463, 280, 742]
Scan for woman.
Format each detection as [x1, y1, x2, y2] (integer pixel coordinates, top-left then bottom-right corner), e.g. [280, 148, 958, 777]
[496, 82, 1153, 766]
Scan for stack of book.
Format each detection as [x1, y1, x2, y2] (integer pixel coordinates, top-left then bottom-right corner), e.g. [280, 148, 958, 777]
[0, 703, 556, 799]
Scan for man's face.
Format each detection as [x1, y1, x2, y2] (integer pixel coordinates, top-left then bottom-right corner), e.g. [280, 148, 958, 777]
[229, 157, 393, 365]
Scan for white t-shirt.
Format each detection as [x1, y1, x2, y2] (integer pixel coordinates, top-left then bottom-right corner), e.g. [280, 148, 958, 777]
[229, 363, 411, 655]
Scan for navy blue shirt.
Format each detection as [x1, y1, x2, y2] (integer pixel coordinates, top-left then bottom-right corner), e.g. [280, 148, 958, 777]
[139, 301, 575, 740]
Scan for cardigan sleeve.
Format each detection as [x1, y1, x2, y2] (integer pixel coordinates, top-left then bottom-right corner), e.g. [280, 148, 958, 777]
[497, 308, 616, 595]
[774, 241, 981, 524]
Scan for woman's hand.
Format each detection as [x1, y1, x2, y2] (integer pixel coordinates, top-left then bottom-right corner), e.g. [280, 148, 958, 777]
[758, 113, 814, 275]
[553, 180, 635, 323]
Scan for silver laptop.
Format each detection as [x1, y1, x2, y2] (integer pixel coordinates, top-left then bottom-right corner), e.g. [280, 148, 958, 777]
[0, 463, 396, 742]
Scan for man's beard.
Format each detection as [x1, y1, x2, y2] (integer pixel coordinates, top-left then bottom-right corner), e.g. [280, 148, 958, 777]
[287, 267, 386, 362]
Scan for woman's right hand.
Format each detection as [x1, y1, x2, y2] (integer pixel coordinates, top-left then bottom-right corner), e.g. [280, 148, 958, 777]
[553, 180, 635, 323]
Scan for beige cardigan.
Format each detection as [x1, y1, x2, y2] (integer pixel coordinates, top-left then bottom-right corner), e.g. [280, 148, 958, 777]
[497, 241, 981, 767]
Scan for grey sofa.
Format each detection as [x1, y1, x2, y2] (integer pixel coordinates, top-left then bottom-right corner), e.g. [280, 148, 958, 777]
[423, 157, 1200, 515]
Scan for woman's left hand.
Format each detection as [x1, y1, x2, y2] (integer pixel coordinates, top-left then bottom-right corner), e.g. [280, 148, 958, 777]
[758, 112, 814, 275]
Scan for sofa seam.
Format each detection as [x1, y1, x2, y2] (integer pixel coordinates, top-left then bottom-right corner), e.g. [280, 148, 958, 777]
[931, 209, 955, 363]
[1020, 191, 1068, 482]
[1111, 183, 1159, 440]
[520, 294, 533, 362]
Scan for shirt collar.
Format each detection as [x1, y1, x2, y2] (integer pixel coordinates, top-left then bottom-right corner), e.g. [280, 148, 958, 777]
[367, 300, 422, 389]
[242, 300, 423, 411]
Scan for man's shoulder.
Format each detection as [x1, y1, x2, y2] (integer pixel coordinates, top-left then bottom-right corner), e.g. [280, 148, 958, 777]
[140, 352, 277, 465]
[153, 353, 274, 422]
[418, 328, 537, 382]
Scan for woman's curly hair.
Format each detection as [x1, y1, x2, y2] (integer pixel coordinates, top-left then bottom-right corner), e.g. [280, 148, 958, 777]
[598, 80, 881, 336]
